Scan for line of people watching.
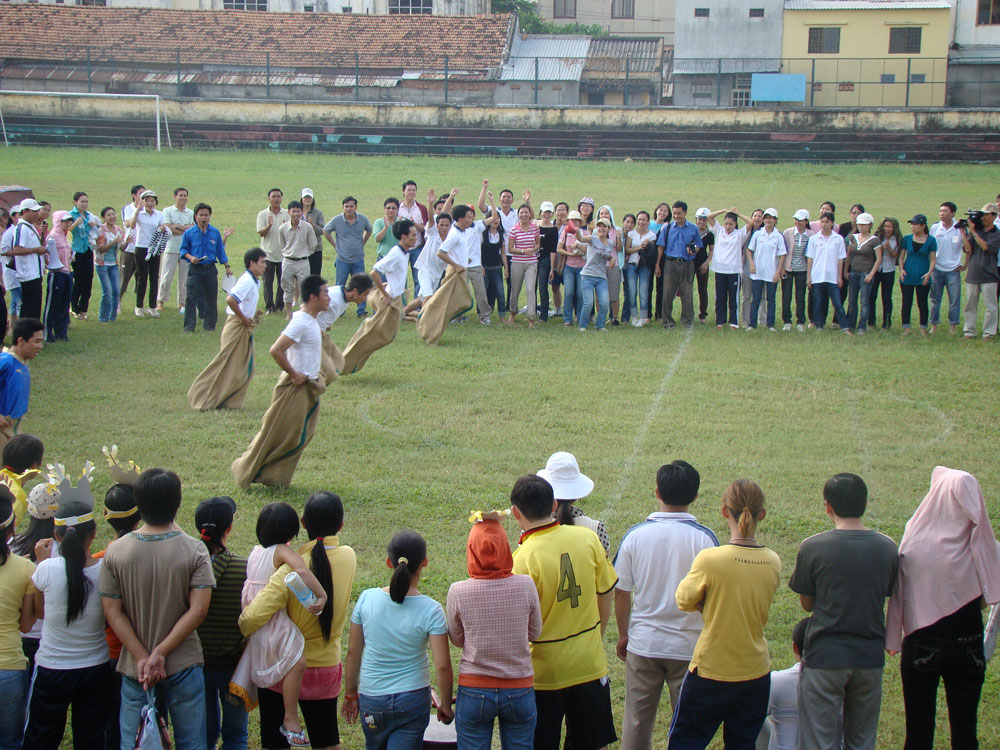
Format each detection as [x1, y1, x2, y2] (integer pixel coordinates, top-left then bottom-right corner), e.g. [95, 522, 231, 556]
[1, 435, 998, 750]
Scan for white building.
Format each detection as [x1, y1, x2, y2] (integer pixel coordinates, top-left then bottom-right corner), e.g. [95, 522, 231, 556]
[949, 0, 1000, 105]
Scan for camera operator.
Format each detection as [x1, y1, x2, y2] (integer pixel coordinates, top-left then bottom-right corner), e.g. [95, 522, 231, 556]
[961, 202, 999, 339]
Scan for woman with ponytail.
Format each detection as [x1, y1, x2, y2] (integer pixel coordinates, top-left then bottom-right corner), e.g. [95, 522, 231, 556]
[239, 493, 356, 750]
[194, 496, 249, 750]
[669, 479, 782, 750]
[24, 500, 114, 749]
[0, 494, 35, 750]
[342, 530, 454, 748]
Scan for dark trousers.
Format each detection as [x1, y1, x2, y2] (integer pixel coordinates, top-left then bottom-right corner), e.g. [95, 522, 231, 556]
[812, 282, 848, 329]
[900, 283, 929, 328]
[661, 259, 695, 327]
[654, 259, 665, 320]
[134, 250, 160, 309]
[308, 249, 323, 276]
[70, 249, 94, 314]
[901, 633, 985, 750]
[537, 256, 551, 320]
[23, 661, 115, 750]
[749, 280, 777, 328]
[262, 260, 284, 312]
[868, 270, 895, 327]
[695, 267, 709, 320]
[119, 251, 137, 299]
[0, 289, 7, 346]
[715, 272, 739, 326]
[668, 669, 769, 750]
[484, 266, 507, 317]
[781, 270, 807, 324]
[19, 277, 42, 320]
[43, 271, 73, 341]
[184, 264, 219, 331]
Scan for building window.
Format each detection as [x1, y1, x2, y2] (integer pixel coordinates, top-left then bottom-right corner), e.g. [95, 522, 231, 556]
[889, 27, 921, 54]
[76, 0, 108, 5]
[553, 0, 575, 18]
[342, 4, 352, 9]
[694, 7, 709, 17]
[978, 0, 1000, 25]
[808, 27, 841, 54]
[389, 0, 431, 12]
[732, 73, 752, 106]
[749, 7, 764, 17]
[588, 93, 605, 105]
[304, 3, 314, 8]
[223, 0, 266, 8]
[910, 73, 926, 83]
[612, 0, 634, 19]
[690, 82, 713, 99]
[881, 73, 895, 83]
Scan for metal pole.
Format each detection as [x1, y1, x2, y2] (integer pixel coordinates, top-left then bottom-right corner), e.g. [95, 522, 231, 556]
[810, 58, 815, 107]
[155, 96, 161, 153]
[177, 49, 182, 98]
[0, 104, 8, 147]
[445, 55, 449, 103]
[625, 58, 630, 106]
[716, 58, 721, 106]
[266, 52, 271, 99]
[534, 56, 539, 105]
[355, 52, 360, 101]
[163, 109, 172, 150]
[87, 47, 92, 94]
[905, 57, 911, 107]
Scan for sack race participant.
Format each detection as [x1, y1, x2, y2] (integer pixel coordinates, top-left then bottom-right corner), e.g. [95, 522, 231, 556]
[231, 275, 332, 490]
[188, 249, 267, 411]
[341, 219, 416, 375]
[417, 205, 477, 346]
[318, 274, 374, 384]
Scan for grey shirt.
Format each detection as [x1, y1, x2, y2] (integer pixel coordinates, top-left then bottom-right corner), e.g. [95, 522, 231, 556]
[323, 213, 372, 264]
[966, 226, 1000, 285]
[788, 529, 898, 670]
[581, 234, 613, 279]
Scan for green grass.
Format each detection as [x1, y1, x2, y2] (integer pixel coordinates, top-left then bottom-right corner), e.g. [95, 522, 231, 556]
[3, 147, 999, 749]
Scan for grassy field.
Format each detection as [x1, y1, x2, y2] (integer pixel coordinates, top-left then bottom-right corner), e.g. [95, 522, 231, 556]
[3, 147, 999, 749]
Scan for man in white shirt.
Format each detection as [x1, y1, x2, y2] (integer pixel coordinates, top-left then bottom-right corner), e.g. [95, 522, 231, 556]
[256, 188, 289, 314]
[929, 201, 963, 335]
[157, 187, 195, 314]
[397, 180, 429, 296]
[8, 200, 47, 320]
[756, 618, 812, 750]
[279, 200, 319, 320]
[782, 209, 813, 332]
[614, 460, 718, 750]
[806, 212, 852, 334]
[464, 194, 495, 325]
[232, 274, 331, 489]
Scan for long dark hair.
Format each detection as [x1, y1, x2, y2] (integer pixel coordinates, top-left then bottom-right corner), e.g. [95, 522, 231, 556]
[555, 499, 576, 527]
[12, 516, 55, 561]
[387, 530, 426, 604]
[256, 502, 300, 548]
[54, 501, 97, 625]
[0, 498, 13, 565]
[482, 217, 505, 246]
[301, 492, 343, 642]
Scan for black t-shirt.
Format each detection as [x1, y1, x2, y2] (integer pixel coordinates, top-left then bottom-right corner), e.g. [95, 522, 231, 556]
[539, 225, 558, 266]
[481, 227, 504, 268]
[695, 230, 715, 267]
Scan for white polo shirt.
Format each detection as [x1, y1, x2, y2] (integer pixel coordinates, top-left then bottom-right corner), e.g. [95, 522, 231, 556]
[439, 225, 469, 268]
[282, 310, 322, 381]
[806, 231, 847, 285]
[12, 221, 44, 282]
[372, 245, 409, 298]
[711, 222, 747, 275]
[930, 221, 963, 272]
[463, 220, 487, 267]
[748, 227, 788, 282]
[315, 286, 349, 330]
[134, 208, 164, 248]
[226, 271, 260, 318]
[613, 511, 719, 660]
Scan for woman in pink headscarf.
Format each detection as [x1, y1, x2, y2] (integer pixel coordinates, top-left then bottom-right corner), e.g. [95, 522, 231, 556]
[886, 466, 1000, 750]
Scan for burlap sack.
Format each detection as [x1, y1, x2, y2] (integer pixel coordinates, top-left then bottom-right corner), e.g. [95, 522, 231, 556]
[231, 373, 326, 489]
[321, 332, 345, 387]
[340, 292, 403, 375]
[416, 266, 473, 346]
[187, 313, 260, 411]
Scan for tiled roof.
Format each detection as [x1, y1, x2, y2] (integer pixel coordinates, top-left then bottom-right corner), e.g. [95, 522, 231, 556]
[0, 6, 514, 71]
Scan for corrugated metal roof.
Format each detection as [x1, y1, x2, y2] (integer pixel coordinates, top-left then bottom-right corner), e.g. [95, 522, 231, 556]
[672, 58, 782, 74]
[585, 37, 661, 74]
[949, 45, 1000, 62]
[785, 1, 949, 9]
[499, 34, 589, 81]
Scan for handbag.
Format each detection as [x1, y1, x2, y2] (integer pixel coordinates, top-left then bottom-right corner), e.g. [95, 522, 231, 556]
[640, 225, 666, 268]
[134, 689, 171, 750]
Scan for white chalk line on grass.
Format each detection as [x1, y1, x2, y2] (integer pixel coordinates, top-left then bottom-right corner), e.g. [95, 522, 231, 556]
[603, 326, 694, 516]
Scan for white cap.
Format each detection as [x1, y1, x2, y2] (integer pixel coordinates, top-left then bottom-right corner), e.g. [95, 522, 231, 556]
[763, 207, 778, 218]
[793, 209, 810, 221]
[539, 201, 554, 213]
[139, 190, 157, 200]
[17, 198, 41, 212]
[537, 452, 594, 500]
[856, 212, 874, 226]
[301, 188, 314, 198]
[695, 207, 710, 219]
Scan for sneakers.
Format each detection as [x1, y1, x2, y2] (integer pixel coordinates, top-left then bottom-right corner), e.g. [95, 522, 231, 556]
[797, 324, 805, 332]
[134, 307, 144, 318]
[179, 306, 185, 315]
[145, 308, 159, 318]
[481, 318, 492, 326]
[611, 318, 620, 327]
[929, 324, 937, 334]
[518, 306, 528, 315]
[782, 323, 791, 331]
[768, 327, 777, 332]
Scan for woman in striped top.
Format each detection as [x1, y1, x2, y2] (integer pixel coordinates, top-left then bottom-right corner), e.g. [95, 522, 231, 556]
[506, 205, 540, 328]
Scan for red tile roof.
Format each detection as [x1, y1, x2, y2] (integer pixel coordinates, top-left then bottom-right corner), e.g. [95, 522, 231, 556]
[1, 6, 514, 71]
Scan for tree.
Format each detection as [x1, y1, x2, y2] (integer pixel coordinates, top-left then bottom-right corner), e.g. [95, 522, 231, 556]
[492, 0, 605, 36]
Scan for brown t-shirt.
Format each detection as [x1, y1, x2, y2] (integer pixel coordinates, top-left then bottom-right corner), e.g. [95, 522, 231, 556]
[98, 531, 215, 679]
[848, 235, 880, 274]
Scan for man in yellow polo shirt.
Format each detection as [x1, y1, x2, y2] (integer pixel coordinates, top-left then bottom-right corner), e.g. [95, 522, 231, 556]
[511, 474, 618, 750]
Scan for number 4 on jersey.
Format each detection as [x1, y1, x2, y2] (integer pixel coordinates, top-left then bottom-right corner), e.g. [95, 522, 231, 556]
[557, 552, 582, 608]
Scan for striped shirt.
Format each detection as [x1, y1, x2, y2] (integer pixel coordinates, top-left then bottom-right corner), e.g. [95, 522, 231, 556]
[198, 549, 248, 672]
[508, 224, 540, 262]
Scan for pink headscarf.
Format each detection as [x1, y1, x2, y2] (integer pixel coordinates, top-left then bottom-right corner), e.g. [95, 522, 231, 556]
[885, 466, 1000, 651]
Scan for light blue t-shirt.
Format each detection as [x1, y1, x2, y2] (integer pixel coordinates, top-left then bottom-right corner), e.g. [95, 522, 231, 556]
[350, 587, 447, 697]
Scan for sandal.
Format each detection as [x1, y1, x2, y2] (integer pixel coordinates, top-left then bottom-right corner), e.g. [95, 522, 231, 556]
[279, 725, 310, 747]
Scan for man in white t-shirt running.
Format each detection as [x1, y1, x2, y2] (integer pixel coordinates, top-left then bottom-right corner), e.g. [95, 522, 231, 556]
[613, 460, 719, 750]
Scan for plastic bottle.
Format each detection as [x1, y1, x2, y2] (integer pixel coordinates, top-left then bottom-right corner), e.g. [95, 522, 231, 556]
[284, 572, 318, 609]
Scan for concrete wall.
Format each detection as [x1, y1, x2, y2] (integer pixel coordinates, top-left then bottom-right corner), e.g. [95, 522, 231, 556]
[535, 0, 675, 45]
[5, 91, 1000, 132]
[674, 0, 783, 61]
[954, 0, 1000, 47]
[494, 81, 580, 105]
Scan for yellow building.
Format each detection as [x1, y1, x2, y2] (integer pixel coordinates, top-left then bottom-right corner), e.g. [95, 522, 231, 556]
[781, 0, 951, 107]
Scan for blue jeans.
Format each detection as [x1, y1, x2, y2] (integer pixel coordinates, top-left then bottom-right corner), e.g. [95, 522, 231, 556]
[204, 669, 247, 750]
[456, 686, 536, 750]
[637, 265, 653, 319]
[749, 280, 777, 329]
[622, 263, 638, 322]
[408, 246, 422, 298]
[96, 264, 120, 322]
[335, 258, 367, 315]
[846, 270, 874, 332]
[929, 267, 961, 326]
[579, 274, 609, 330]
[7, 288, 21, 316]
[0, 668, 29, 750]
[812, 282, 848, 330]
[562, 266, 583, 325]
[120, 667, 207, 750]
[358, 686, 431, 750]
[484, 266, 507, 317]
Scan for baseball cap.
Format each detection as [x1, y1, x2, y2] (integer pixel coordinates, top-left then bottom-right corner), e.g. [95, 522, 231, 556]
[763, 208, 778, 218]
[301, 188, 314, 199]
[981, 202, 999, 214]
[539, 201, 554, 213]
[695, 207, 710, 219]
[18, 199, 41, 212]
[856, 212, 874, 226]
[909, 214, 928, 225]
[596, 218, 612, 228]
[793, 209, 810, 221]
[59, 213, 74, 222]
[578, 197, 595, 207]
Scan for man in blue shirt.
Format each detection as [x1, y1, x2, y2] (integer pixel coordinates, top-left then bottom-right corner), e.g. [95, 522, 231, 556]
[180, 202, 234, 333]
[0, 317, 43, 453]
[655, 201, 703, 328]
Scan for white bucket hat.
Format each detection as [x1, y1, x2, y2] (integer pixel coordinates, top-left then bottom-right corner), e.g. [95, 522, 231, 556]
[537, 452, 594, 500]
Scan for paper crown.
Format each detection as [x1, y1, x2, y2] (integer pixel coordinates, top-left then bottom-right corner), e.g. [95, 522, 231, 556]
[102, 445, 141, 487]
[27, 482, 60, 520]
[0, 472, 19, 509]
[46, 462, 96, 513]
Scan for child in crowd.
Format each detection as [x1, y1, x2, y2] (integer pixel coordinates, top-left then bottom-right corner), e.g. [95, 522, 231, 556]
[240, 501, 327, 747]
[788, 473, 898, 750]
[1, 432, 43, 527]
[447, 513, 542, 749]
[670, 479, 781, 750]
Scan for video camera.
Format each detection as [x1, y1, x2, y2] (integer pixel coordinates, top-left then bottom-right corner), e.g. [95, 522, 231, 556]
[956, 210, 985, 232]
